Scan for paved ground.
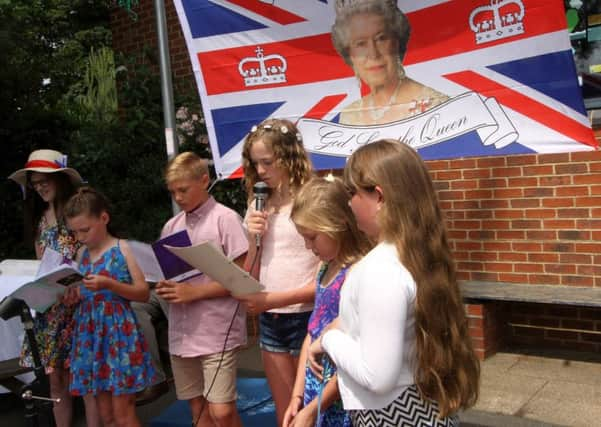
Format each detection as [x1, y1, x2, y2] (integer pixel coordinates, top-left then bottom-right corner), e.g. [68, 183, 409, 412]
[1, 345, 600, 426]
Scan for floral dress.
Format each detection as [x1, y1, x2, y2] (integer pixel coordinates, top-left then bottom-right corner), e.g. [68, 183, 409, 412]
[304, 264, 351, 427]
[69, 243, 155, 396]
[20, 218, 80, 369]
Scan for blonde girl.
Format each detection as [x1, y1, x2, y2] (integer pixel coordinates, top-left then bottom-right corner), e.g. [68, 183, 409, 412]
[308, 140, 479, 426]
[238, 118, 319, 425]
[283, 177, 372, 427]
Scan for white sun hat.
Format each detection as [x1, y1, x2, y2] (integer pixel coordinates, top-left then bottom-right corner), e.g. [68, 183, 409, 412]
[8, 149, 83, 187]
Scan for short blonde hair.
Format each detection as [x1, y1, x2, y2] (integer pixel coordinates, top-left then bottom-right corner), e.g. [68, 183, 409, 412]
[164, 152, 209, 183]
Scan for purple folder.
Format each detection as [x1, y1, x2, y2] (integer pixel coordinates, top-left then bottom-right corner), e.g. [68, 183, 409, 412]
[151, 230, 200, 282]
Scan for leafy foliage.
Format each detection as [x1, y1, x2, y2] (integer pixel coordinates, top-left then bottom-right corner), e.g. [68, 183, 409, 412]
[1, 1, 247, 260]
[67, 51, 173, 242]
[0, 0, 111, 259]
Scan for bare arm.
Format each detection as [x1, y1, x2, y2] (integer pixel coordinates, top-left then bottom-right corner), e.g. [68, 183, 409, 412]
[283, 334, 311, 427]
[82, 240, 150, 302]
[235, 279, 316, 315]
[297, 373, 342, 422]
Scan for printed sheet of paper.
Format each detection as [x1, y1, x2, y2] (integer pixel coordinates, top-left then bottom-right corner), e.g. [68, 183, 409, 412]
[10, 265, 83, 313]
[165, 242, 264, 295]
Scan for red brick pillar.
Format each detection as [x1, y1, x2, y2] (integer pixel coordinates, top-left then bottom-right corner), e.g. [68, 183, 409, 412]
[466, 302, 507, 360]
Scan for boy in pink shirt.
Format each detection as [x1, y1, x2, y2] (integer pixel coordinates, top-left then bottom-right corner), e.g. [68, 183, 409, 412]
[156, 152, 248, 427]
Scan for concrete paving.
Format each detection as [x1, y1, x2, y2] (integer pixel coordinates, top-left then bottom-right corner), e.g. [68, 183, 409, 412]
[1, 346, 599, 426]
[469, 351, 601, 427]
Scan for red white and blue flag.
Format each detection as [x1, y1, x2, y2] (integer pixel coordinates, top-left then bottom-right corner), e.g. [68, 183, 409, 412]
[173, 0, 598, 179]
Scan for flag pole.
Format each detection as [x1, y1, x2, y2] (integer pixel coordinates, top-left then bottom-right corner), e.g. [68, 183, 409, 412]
[154, 0, 180, 214]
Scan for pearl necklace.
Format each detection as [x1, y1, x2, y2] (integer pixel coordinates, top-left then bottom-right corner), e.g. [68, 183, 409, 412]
[366, 78, 403, 122]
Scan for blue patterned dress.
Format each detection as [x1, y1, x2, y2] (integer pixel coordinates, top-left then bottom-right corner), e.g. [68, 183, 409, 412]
[20, 218, 80, 369]
[69, 243, 155, 396]
[304, 264, 351, 427]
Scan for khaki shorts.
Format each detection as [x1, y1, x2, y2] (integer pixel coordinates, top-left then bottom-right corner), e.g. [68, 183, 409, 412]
[170, 348, 239, 403]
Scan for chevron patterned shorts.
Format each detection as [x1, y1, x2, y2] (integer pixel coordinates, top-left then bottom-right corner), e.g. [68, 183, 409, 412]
[350, 385, 459, 427]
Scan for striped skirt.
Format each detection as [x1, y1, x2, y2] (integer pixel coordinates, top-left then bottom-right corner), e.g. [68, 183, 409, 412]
[350, 385, 459, 427]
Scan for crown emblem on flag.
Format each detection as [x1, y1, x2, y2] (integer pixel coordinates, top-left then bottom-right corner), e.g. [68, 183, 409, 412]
[469, 0, 525, 45]
[238, 47, 287, 87]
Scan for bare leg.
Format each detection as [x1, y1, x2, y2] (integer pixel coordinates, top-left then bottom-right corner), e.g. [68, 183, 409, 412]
[83, 393, 102, 427]
[111, 393, 140, 427]
[209, 401, 243, 427]
[96, 392, 116, 427]
[261, 350, 299, 427]
[189, 395, 217, 427]
[49, 368, 73, 427]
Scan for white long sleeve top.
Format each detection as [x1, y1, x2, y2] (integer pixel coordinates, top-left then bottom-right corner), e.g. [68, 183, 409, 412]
[321, 242, 417, 410]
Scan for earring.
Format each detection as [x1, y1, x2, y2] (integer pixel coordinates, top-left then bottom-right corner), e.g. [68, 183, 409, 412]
[397, 57, 406, 81]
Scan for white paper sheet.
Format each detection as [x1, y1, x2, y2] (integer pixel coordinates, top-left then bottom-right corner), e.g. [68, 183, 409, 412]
[165, 242, 264, 296]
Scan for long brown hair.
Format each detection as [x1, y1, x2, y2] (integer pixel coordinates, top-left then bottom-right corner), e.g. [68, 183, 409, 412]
[344, 139, 479, 416]
[241, 118, 313, 201]
[291, 176, 373, 266]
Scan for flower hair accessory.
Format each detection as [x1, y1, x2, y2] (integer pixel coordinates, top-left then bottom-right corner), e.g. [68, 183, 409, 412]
[249, 123, 303, 142]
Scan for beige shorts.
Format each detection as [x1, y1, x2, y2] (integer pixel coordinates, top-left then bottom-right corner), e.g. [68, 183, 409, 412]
[170, 348, 239, 403]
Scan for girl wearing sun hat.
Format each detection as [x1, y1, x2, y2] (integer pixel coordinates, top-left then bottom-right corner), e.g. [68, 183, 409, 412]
[9, 149, 100, 427]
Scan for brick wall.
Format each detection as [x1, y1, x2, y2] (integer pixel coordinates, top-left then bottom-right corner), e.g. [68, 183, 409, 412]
[110, 5, 601, 354]
[110, 2, 195, 94]
[433, 151, 601, 358]
[429, 151, 601, 287]
[508, 302, 601, 354]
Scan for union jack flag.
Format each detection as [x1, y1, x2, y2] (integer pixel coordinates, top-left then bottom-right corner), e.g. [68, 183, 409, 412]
[173, 0, 598, 179]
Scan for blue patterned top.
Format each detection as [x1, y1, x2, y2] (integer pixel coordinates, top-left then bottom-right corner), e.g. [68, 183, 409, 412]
[304, 263, 351, 427]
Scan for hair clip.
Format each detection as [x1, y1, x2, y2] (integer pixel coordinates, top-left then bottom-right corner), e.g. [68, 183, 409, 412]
[263, 124, 272, 130]
[324, 173, 336, 182]
[280, 125, 288, 134]
[251, 125, 258, 133]
[296, 133, 302, 142]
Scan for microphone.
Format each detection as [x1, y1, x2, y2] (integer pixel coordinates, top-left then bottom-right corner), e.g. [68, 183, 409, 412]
[253, 181, 269, 247]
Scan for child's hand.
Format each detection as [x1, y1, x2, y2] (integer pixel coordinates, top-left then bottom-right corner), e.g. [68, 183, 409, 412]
[307, 338, 325, 380]
[246, 210, 268, 244]
[290, 405, 317, 427]
[156, 280, 196, 304]
[282, 395, 303, 427]
[235, 292, 268, 314]
[83, 274, 110, 292]
[61, 286, 81, 306]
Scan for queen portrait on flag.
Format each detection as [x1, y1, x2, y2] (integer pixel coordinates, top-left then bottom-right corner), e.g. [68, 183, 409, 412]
[333, 0, 449, 126]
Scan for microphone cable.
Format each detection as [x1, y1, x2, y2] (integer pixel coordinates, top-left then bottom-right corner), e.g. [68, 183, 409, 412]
[191, 246, 261, 427]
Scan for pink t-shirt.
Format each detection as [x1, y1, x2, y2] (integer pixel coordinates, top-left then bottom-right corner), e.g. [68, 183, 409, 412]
[162, 196, 248, 357]
[251, 204, 319, 314]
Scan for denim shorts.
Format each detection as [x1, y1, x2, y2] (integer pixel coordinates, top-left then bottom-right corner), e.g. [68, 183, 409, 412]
[259, 311, 311, 356]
